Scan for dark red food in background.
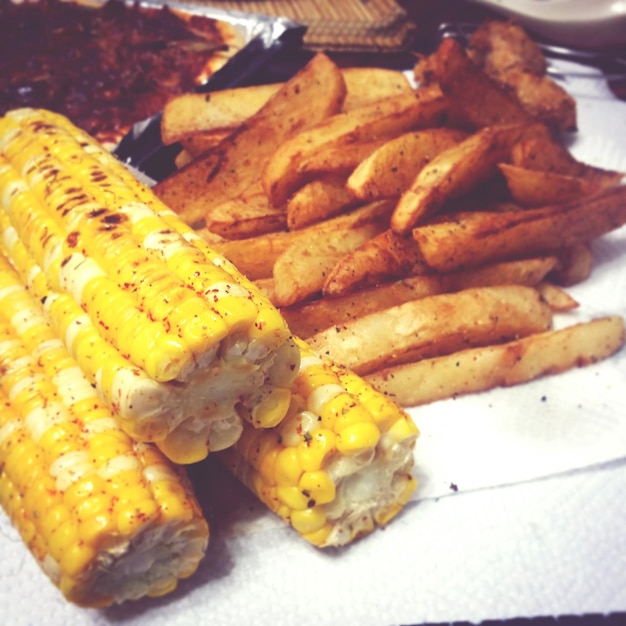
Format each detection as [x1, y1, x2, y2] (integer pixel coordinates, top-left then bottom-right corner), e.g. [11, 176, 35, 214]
[0, 0, 229, 144]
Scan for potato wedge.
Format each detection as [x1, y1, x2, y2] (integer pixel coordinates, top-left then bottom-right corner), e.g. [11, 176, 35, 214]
[161, 67, 412, 146]
[204, 183, 286, 239]
[432, 37, 534, 129]
[498, 163, 607, 207]
[412, 185, 626, 271]
[347, 127, 469, 201]
[262, 85, 450, 207]
[296, 139, 387, 177]
[161, 83, 281, 145]
[272, 220, 386, 307]
[154, 52, 347, 226]
[549, 242, 593, 287]
[283, 256, 557, 338]
[323, 229, 428, 296]
[390, 123, 546, 234]
[308, 285, 553, 375]
[367, 316, 625, 407]
[511, 136, 624, 186]
[212, 200, 394, 280]
[535, 281, 579, 312]
[286, 173, 360, 230]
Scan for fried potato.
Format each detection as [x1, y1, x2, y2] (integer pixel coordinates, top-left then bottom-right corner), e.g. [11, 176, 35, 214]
[390, 123, 544, 234]
[366, 316, 625, 407]
[154, 53, 347, 226]
[308, 285, 553, 375]
[323, 229, 428, 296]
[179, 130, 235, 158]
[161, 83, 280, 145]
[262, 85, 450, 207]
[286, 173, 360, 230]
[272, 220, 387, 307]
[347, 127, 469, 201]
[412, 185, 626, 271]
[549, 242, 593, 287]
[498, 163, 607, 207]
[431, 37, 534, 129]
[212, 200, 394, 280]
[161, 67, 411, 147]
[535, 280, 579, 311]
[204, 183, 286, 239]
[296, 139, 387, 177]
[511, 136, 624, 186]
[283, 256, 557, 338]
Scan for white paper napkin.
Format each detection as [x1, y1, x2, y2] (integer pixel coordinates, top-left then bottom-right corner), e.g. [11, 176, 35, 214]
[2, 59, 626, 626]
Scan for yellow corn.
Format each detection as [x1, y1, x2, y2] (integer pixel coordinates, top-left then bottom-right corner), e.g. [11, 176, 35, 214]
[0, 251, 209, 607]
[0, 108, 300, 463]
[219, 339, 419, 547]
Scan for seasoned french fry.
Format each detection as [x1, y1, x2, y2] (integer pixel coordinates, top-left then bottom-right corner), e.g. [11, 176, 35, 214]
[347, 127, 469, 201]
[161, 83, 280, 145]
[154, 53, 347, 225]
[283, 257, 557, 338]
[161, 68, 412, 147]
[498, 163, 606, 207]
[432, 37, 534, 128]
[366, 316, 625, 407]
[535, 280, 579, 311]
[549, 242, 593, 286]
[412, 186, 626, 272]
[179, 129, 235, 158]
[511, 136, 624, 185]
[262, 85, 450, 207]
[390, 123, 546, 234]
[296, 139, 387, 177]
[323, 229, 428, 297]
[205, 183, 286, 239]
[272, 221, 387, 307]
[211, 200, 394, 280]
[308, 285, 553, 375]
[286, 172, 360, 230]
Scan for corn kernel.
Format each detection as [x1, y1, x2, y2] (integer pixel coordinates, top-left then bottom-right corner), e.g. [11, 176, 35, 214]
[249, 386, 292, 429]
[298, 470, 336, 505]
[117, 499, 160, 535]
[274, 447, 303, 487]
[302, 522, 333, 547]
[336, 422, 380, 455]
[296, 428, 336, 472]
[276, 485, 310, 511]
[290, 507, 327, 535]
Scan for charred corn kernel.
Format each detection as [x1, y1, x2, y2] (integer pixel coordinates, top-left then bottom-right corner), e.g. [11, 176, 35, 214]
[219, 339, 419, 547]
[0, 108, 300, 463]
[0, 252, 209, 607]
[336, 422, 381, 456]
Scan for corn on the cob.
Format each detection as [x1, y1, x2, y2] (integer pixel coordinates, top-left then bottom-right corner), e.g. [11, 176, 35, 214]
[0, 251, 209, 607]
[219, 339, 419, 547]
[0, 108, 300, 464]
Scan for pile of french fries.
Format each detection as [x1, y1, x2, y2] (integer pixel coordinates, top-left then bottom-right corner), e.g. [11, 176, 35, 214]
[153, 20, 626, 408]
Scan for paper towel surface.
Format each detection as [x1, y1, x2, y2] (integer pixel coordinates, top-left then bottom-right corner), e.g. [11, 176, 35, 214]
[2, 59, 626, 626]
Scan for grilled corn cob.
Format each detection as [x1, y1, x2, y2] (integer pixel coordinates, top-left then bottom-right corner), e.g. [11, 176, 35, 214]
[0, 108, 300, 464]
[219, 339, 419, 547]
[0, 251, 209, 607]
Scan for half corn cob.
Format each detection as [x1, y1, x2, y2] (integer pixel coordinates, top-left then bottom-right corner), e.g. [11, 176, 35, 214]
[0, 250, 209, 607]
[0, 108, 300, 464]
[219, 339, 419, 547]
